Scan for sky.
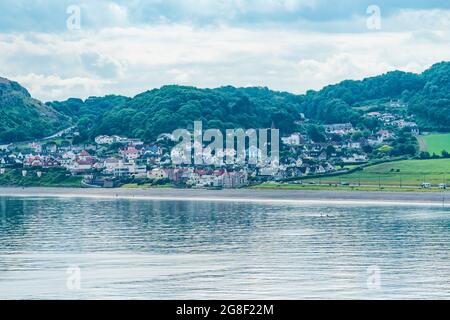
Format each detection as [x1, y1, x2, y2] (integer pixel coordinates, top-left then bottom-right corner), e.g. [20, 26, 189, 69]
[1, 0, 450, 101]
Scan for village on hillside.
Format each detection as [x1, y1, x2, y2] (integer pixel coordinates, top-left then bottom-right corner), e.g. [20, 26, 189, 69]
[0, 106, 422, 189]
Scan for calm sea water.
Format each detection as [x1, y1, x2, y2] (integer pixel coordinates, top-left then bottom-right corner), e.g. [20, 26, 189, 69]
[0, 196, 448, 299]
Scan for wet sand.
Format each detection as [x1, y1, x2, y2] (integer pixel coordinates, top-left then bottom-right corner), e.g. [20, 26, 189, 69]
[0, 187, 448, 206]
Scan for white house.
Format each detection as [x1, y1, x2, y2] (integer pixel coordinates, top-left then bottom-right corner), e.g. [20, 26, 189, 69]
[342, 154, 368, 163]
[127, 164, 147, 177]
[281, 133, 303, 146]
[70, 160, 93, 172]
[147, 168, 169, 180]
[103, 158, 122, 173]
[95, 135, 115, 145]
[324, 123, 354, 135]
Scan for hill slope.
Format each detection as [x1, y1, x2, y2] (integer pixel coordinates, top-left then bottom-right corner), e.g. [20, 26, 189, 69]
[50, 85, 302, 142]
[0, 77, 70, 143]
[297, 61, 450, 129]
[47, 95, 130, 142]
[408, 62, 450, 130]
[50, 62, 450, 143]
[2, 61, 449, 144]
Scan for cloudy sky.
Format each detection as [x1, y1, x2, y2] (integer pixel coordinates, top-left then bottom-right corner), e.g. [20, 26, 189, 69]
[1, 0, 450, 101]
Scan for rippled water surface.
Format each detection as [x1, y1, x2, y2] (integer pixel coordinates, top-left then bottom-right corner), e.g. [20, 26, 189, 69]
[0, 196, 448, 299]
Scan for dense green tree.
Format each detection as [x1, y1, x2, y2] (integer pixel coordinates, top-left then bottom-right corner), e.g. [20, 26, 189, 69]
[3, 61, 450, 144]
[419, 151, 431, 159]
[307, 125, 326, 143]
[0, 77, 70, 143]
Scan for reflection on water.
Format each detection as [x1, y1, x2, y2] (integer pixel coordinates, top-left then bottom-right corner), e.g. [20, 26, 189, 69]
[0, 196, 448, 299]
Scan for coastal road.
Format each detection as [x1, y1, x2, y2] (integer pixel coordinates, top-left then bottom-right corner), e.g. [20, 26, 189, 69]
[41, 126, 76, 140]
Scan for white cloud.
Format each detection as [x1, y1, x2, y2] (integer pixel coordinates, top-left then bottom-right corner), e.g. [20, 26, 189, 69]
[78, 2, 129, 29]
[0, 9, 449, 101]
[12, 74, 113, 102]
[386, 9, 450, 31]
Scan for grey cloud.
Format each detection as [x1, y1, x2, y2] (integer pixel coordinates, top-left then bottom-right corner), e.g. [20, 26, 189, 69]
[80, 52, 120, 78]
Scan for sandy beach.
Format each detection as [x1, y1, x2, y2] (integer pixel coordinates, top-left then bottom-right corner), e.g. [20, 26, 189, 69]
[0, 187, 448, 206]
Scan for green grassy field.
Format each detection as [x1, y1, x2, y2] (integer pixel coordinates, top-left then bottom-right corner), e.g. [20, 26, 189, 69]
[317, 159, 449, 186]
[0, 168, 82, 187]
[258, 159, 450, 189]
[418, 133, 450, 155]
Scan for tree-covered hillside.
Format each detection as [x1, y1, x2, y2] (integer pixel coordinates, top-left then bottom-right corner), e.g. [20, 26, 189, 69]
[53, 85, 303, 142]
[408, 62, 450, 130]
[47, 95, 130, 142]
[298, 61, 450, 129]
[50, 61, 450, 144]
[0, 77, 70, 143]
[1, 61, 449, 144]
[298, 71, 425, 124]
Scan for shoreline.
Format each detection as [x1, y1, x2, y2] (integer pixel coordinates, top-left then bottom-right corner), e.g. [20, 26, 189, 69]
[0, 187, 448, 207]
